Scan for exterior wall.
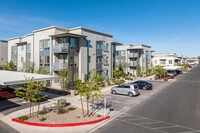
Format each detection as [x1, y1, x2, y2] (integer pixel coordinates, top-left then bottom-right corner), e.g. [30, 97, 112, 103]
[152, 53, 180, 67]
[70, 28, 113, 79]
[0, 41, 8, 65]
[116, 44, 152, 75]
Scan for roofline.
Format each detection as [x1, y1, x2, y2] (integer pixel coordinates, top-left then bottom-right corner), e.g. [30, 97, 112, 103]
[69, 26, 113, 38]
[111, 41, 123, 45]
[49, 32, 87, 38]
[0, 40, 8, 42]
[126, 44, 151, 48]
[33, 25, 68, 33]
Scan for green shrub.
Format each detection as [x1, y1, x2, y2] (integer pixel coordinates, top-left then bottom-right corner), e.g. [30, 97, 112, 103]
[164, 78, 168, 81]
[40, 117, 47, 121]
[114, 79, 125, 85]
[39, 110, 48, 115]
[155, 76, 159, 80]
[129, 78, 133, 80]
[68, 107, 76, 111]
[121, 72, 126, 78]
[57, 106, 67, 114]
[97, 114, 102, 118]
[18, 116, 29, 121]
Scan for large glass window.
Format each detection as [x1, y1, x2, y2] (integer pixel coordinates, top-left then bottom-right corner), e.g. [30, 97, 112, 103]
[87, 40, 91, 48]
[96, 42, 102, 49]
[169, 60, 172, 64]
[27, 43, 31, 52]
[39, 39, 50, 51]
[106, 43, 109, 50]
[120, 50, 125, 56]
[45, 56, 50, 66]
[70, 38, 75, 47]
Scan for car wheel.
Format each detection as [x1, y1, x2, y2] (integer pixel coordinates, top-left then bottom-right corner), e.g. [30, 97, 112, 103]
[128, 92, 133, 97]
[143, 86, 147, 90]
[112, 90, 117, 94]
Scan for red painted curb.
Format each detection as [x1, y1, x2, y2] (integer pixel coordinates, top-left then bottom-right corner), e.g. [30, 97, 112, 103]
[12, 116, 110, 127]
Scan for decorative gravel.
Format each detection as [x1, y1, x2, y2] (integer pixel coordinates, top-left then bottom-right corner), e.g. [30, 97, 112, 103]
[25, 106, 102, 124]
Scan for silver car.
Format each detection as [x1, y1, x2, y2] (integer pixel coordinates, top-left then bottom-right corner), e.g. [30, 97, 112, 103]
[111, 83, 140, 97]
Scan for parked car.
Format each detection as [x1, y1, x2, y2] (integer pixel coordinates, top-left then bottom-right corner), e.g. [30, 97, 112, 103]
[174, 70, 183, 74]
[166, 70, 177, 76]
[111, 83, 140, 97]
[130, 80, 153, 90]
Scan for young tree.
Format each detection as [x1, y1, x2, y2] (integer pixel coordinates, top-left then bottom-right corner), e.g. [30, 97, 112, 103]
[15, 77, 47, 117]
[136, 66, 142, 77]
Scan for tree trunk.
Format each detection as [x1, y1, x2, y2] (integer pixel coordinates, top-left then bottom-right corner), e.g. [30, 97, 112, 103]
[87, 96, 89, 116]
[29, 102, 32, 117]
[91, 96, 94, 115]
[80, 95, 85, 117]
[37, 102, 40, 118]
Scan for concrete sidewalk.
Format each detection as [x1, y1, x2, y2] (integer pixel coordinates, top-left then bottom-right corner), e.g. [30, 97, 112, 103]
[0, 75, 155, 133]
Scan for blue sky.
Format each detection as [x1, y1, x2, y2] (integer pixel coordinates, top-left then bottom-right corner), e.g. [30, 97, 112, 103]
[0, 0, 200, 57]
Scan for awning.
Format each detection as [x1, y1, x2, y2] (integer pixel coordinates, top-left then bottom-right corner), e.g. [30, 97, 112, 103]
[0, 70, 58, 86]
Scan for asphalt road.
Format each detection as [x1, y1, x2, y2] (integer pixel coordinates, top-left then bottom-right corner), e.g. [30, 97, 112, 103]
[0, 120, 19, 133]
[93, 65, 200, 133]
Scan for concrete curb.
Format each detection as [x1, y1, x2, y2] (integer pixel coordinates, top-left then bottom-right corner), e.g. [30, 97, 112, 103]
[11, 116, 110, 127]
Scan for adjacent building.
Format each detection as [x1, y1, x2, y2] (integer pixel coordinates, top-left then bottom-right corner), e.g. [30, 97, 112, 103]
[0, 40, 8, 66]
[152, 53, 183, 67]
[8, 26, 113, 81]
[115, 44, 152, 75]
[186, 57, 199, 65]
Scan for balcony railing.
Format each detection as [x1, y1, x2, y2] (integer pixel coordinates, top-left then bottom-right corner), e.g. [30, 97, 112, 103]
[129, 53, 139, 58]
[52, 63, 68, 71]
[102, 43, 109, 52]
[53, 44, 68, 53]
[102, 57, 109, 66]
[96, 63, 103, 71]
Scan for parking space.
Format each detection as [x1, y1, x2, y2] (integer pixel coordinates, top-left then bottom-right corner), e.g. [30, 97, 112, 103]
[99, 80, 169, 112]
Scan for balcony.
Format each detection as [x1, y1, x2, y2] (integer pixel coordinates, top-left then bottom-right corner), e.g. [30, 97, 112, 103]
[53, 44, 68, 53]
[102, 57, 109, 66]
[129, 61, 138, 67]
[52, 63, 68, 71]
[129, 53, 139, 58]
[96, 63, 103, 71]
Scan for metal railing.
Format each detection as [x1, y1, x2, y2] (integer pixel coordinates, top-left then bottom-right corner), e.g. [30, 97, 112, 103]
[53, 44, 69, 53]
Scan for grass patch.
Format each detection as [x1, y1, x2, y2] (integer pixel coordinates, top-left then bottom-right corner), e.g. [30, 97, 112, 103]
[67, 107, 76, 111]
[97, 114, 102, 118]
[18, 115, 29, 121]
[39, 117, 47, 121]
[39, 110, 48, 115]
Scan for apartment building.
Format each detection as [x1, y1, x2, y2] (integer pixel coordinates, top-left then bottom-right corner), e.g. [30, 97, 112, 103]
[115, 44, 152, 75]
[0, 40, 8, 66]
[8, 26, 113, 81]
[186, 57, 199, 65]
[152, 53, 182, 67]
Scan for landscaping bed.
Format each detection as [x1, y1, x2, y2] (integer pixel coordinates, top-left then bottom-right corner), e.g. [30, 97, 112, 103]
[16, 105, 103, 124]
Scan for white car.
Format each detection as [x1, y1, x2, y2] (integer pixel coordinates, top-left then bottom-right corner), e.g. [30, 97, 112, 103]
[111, 83, 140, 97]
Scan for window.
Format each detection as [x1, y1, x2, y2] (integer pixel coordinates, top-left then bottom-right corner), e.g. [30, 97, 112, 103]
[123, 85, 130, 88]
[70, 38, 75, 47]
[96, 42, 102, 49]
[155, 60, 157, 64]
[39, 39, 50, 51]
[40, 56, 43, 66]
[21, 45, 24, 51]
[96, 57, 102, 63]
[27, 43, 31, 52]
[45, 56, 50, 66]
[106, 56, 108, 63]
[21, 57, 24, 63]
[87, 40, 91, 48]
[1, 58, 3, 60]
[88, 56, 91, 63]
[106, 43, 109, 50]
[169, 60, 172, 64]
[106, 70, 109, 76]
[120, 50, 125, 56]
[160, 60, 166, 65]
